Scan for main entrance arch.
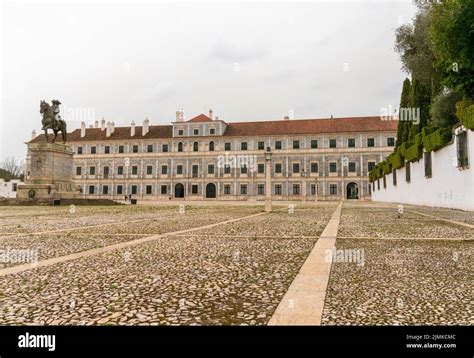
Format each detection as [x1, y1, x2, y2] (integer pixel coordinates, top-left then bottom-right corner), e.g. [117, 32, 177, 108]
[205, 183, 216, 199]
[175, 183, 185, 198]
[346, 182, 359, 199]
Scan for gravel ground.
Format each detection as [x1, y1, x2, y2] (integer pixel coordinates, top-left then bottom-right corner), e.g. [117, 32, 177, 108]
[404, 205, 474, 225]
[322, 238, 473, 325]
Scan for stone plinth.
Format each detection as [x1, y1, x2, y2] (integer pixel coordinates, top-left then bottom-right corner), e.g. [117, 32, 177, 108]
[17, 142, 81, 200]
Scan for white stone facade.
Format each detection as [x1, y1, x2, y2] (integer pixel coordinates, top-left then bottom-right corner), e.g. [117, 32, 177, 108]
[0, 179, 22, 198]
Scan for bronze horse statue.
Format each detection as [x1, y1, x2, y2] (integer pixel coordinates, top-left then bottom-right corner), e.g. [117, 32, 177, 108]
[40, 100, 67, 143]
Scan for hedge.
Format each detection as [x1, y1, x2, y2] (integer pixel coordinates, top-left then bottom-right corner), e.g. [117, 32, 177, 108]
[404, 143, 423, 162]
[369, 163, 384, 182]
[381, 160, 392, 175]
[422, 127, 452, 152]
[460, 104, 474, 129]
[387, 150, 404, 169]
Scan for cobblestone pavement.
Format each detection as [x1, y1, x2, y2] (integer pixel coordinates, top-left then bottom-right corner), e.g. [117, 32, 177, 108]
[322, 238, 473, 325]
[338, 203, 473, 238]
[404, 205, 474, 225]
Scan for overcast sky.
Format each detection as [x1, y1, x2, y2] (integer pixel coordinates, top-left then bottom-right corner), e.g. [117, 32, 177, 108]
[1, 0, 417, 162]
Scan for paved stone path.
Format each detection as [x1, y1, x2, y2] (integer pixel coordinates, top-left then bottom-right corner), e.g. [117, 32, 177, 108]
[268, 201, 342, 325]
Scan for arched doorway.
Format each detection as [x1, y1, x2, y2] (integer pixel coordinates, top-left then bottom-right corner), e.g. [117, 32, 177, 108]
[206, 183, 216, 198]
[175, 183, 185, 198]
[346, 182, 358, 199]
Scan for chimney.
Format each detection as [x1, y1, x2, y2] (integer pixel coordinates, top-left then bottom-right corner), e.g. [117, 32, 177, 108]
[111, 122, 115, 133]
[31, 129, 36, 140]
[215, 116, 219, 121]
[101, 118, 106, 131]
[106, 121, 111, 137]
[142, 117, 149, 136]
[94, 120, 99, 128]
[179, 109, 184, 122]
[284, 116, 290, 120]
[208, 109, 213, 120]
[81, 122, 86, 137]
[131, 120, 136, 136]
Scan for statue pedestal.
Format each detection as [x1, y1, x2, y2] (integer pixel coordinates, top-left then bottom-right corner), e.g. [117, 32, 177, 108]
[17, 142, 82, 200]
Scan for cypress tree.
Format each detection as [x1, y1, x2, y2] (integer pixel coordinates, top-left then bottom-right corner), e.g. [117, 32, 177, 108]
[396, 78, 411, 147]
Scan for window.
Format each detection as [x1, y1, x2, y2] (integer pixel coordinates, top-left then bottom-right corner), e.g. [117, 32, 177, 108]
[76, 167, 82, 176]
[132, 145, 139, 153]
[241, 142, 248, 150]
[118, 145, 124, 154]
[77, 147, 83, 155]
[12, 183, 17, 192]
[241, 165, 248, 174]
[292, 184, 300, 195]
[311, 184, 317, 195]
[210, 128, 215, 135]
[146, 185, 152, 195]
[162, 144, 169, 152]
[192, 165, 198, 178]
[131, 185, 137, 195]
[103, 166, 109, 178]
[178, 129, 184, 136]
[258, 164, 265, 174]
[330, 184, 337, 195]
[275, 141, 282, 150]
[224, 185, 231, 195]
[387, 137, 395, 147]
[258, 141, 265, 150]
[310, 163, 318, 173]
[161, 185, 167, 195]
[292, 163, 300, 173]
[329, 139, 337, 148]
[162, 165, 168, 175]
[89, 166, 96, 175]
[311, 140, 318, 149]
[275, 184, 282, 195]
[377, 179, 380, 190]
[329, 162, 337, 173]
[275, 163, 282, 173]
[91, 146, 96, 154]
[193, 128, 199, 135]
[224, 165, 231, 174]
[293, 140, 300, 149]
[192, 185, 198, 194]
[147, 144, 153, 153]
[209, 141, 215, 151]
[405, 162, 411, 183]
[456, 131, 469, 168]
[348, 138, 355, 148]
[225, 142, 231, 151]
[105, 146, 110, 154]
[257, 184, 265, 195]
[368, 161, 375, 172]
[177, 142, 183, 152]
[367, 138, 375, 147]
[193, 142, 199, 152]
[240, 185, 247, 195]
[424, 151, 432, 178]
[146, 166, 153, 175]
[103, 185, 109, 195]
[348, 162, 356, 173]
[208, 165, 215, 174]
[117, 166, 123, 175]
[131, 166, 138, 175]
[88, 185, 95, 195]
[117, 185, 123, 195]
[393, 169, 397, 186]
[383, 175, 387, 189]
[176, 165, 183, 175]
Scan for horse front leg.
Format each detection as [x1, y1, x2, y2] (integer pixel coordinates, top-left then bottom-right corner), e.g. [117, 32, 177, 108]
[44, 128, 49, 143]
[52, 130, 58, 143]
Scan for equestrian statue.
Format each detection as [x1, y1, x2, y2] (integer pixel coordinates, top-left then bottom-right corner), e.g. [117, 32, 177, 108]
[40, 99, 67, 143]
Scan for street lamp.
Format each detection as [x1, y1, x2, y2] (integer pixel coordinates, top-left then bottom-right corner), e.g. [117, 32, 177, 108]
[264, 146, 273, 212]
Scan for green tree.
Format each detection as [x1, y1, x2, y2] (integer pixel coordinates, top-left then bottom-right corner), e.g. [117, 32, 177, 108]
[396, 78, 411, 147]
[430, 90, 463, 128]
[430, 0, 474, 98]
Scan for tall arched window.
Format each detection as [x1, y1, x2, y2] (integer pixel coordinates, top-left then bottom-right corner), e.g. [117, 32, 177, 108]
[178, 142, 183, 152]
[193, 142, 199, 152]
[209, 141, 215, 151]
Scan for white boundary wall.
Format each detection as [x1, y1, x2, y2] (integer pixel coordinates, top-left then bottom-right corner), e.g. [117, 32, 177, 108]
[372, 129, 474, 211]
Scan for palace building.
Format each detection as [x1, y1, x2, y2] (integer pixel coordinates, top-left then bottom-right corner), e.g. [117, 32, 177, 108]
[30, 111, 398, 201]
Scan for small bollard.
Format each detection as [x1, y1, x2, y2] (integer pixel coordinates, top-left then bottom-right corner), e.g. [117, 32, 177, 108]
[397, 204, 404, 218]
[179, 204, 185, 214]
[288, 204, 295, 214]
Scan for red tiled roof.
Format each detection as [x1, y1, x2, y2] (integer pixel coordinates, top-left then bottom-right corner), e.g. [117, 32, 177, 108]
[223, 116, 398, 136]
[187, 114, 213, 123]
[30, 116, 397, 143]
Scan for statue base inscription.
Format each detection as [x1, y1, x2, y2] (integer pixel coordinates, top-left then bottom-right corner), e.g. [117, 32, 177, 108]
[17, 143, 81, 200]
